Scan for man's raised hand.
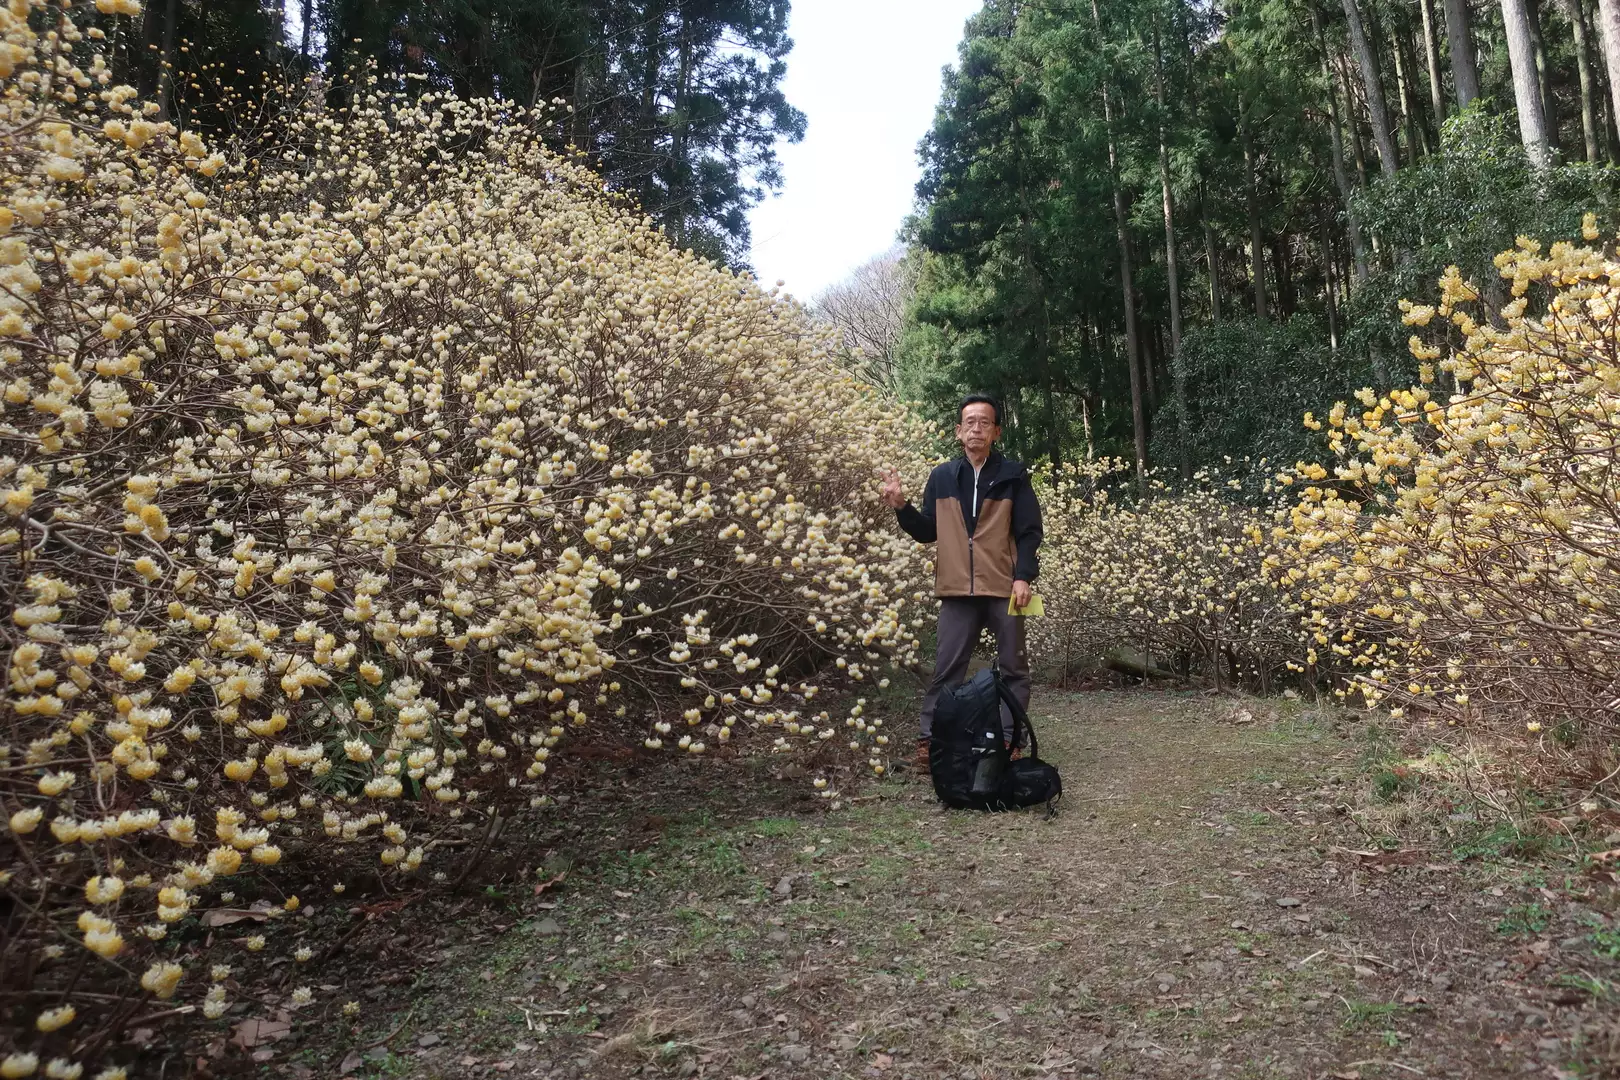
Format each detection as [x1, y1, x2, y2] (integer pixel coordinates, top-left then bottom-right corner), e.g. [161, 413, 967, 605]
[879, 468, 906, 510]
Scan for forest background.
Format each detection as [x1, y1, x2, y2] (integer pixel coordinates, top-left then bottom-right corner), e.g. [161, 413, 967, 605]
[815, 0, 1620, 487]
[140, 0, 1620, 481]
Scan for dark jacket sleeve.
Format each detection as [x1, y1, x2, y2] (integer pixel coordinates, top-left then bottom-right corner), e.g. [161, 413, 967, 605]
[895, 468, 937, 543]
[1011, 472, 1042, 581]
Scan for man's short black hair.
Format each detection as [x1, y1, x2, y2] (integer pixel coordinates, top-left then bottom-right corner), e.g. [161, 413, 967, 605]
[958, 394, 1001, 426]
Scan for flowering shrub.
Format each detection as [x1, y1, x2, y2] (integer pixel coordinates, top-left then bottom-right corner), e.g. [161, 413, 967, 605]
[0, 1, 929, 1070]
[1029, 462, 1302, 691]
[1270, 223, 1620, 742]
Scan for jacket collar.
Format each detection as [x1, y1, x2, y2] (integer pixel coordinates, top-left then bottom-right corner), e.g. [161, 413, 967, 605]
[960, 448, 1004, 473]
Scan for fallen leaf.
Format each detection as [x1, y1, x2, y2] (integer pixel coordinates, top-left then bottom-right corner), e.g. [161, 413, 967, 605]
[1222, 1013, 1244, 1024]
[872, 1053, 893, 1070]
[1331, 846, 1425, 867]
[231, 1018, 292, 1049]
[533, 871, 567, 897]
[201, 908, 272, 927]
[339, 1052, 365, 1076]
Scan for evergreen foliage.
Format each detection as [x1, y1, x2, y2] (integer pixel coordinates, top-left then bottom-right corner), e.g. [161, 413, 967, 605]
[105, 0, 804, 267]
[903, 0, 1620, 474]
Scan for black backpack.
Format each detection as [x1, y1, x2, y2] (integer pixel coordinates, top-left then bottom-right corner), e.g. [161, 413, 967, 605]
[929, 667, 1062, 815]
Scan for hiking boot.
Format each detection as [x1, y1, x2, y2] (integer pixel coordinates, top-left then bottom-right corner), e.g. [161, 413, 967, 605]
[913, 738, 929, 774]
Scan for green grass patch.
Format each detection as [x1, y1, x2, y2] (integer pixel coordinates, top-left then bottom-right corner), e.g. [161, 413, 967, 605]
[1371, 767, 1417, 802]
[1496, 902, 1553, 937]
[1584, 916, 1620, 960]
[1339, 999, 1402, 1032]
[1452, 822, 1566, 862]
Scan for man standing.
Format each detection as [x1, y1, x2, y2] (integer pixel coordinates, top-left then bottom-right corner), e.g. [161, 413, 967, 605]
[880, 395, 1043, 769]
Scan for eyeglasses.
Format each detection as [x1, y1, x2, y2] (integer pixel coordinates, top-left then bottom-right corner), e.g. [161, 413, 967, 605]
[959, 419, 997, 431]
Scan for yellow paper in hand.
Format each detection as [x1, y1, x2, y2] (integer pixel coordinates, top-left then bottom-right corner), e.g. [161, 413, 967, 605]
[1008, 593, 1044, 617]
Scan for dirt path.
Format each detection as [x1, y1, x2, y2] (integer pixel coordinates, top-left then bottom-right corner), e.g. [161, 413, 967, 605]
[295, 689, 1619, 1080]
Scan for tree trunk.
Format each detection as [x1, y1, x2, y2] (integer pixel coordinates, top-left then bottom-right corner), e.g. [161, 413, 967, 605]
[1503, 0, 1556, 167]
[1143, 310, 1160, 415]
[1202, 185, 1221, 320]
[1093, 0, 1148, 481]
[1564, 0, 1604, 160]
[1527, 0, 1560, 151]
[1112, 163, 1147, 481]
[1391, 22, 1431, 157]
[571, 59, 588, 149]
[1596, 0, 1620, 150]
[668, 15, 695, 246]
[1272, 233, 1295, 318]
[1598, 16, 1620, 161]
[1419, 0, 1448, 123]
[1154, 23, 1183, 360]
[1445, 0, 1483, 107]
[300, 0, 313, 59]
[1315, 1, 1370, 283]
[1338, 54, 1371, 184]
[1319, 214, 1341, 350]
[1343, 0, 1401, 174]
[637, 3, 667, 210]
[1080, 394, 1095, 461]
[1241, 99, 1269, 320]
[1155, 20, 1188, 475]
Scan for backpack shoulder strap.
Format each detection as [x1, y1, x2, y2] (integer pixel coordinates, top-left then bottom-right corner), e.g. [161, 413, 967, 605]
[992, 669, 1039, 760]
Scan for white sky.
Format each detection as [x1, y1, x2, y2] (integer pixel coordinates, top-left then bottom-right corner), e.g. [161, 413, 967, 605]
[747, 0, 984, 302]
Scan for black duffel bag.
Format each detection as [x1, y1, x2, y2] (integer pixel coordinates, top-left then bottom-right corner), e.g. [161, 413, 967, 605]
[928, 667, 1062, 815]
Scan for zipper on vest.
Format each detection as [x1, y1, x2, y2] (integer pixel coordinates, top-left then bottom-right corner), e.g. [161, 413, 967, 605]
[967, 536, 975, 595]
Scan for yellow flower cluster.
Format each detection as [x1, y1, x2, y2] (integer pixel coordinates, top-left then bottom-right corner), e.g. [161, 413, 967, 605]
[1270, 234, 1620, 736]
[0, 0, 929, 1068]
[1029, 461, 1297, 690]
[1032, 233, 1620, 753]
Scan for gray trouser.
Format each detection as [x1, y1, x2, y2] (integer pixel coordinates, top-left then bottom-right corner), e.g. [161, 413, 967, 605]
[919, 596, 1031, 743]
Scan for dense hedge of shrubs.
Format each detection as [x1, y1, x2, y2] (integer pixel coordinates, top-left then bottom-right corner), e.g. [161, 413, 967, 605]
[1029, 462, 1298, 691]
[1035, 225, 1620, 774]
[0, 2, 930, 1072]
[1272, 228, 1620, 745]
